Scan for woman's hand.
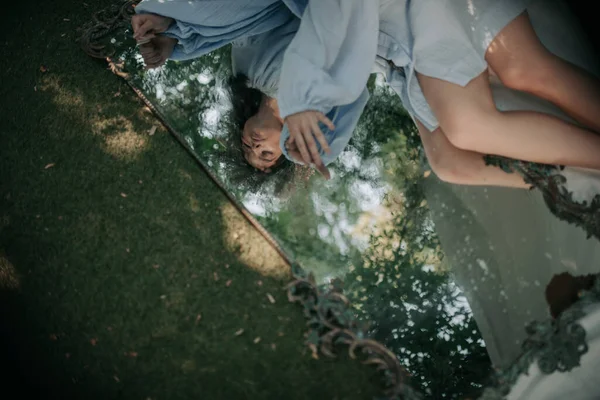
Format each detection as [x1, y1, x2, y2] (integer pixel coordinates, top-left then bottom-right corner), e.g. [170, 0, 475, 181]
[284, 111, 335, 178]
[285, 139, 331, 179]
[132, 13, 174, 42]
[139, 36, 177, 69]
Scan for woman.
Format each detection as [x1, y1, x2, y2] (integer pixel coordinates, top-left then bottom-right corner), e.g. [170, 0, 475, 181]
[132, 0, 367, 178]
[133, 0, 600, 189]
[275, 0, 600, 188]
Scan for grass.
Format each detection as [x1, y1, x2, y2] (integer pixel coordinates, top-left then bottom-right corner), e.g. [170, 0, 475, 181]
[0, 1, 379, 399]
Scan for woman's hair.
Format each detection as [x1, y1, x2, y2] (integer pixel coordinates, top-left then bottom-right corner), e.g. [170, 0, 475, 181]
[222, 74, 296, 195]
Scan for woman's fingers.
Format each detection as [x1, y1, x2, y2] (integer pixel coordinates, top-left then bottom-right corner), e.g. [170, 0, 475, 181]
[314, 163, 331, 180]
[131, 15, 143, 32]
[133, 18, 154, 40]
[291, 129, 312, 165]
[145, 53, 163, 65]
[317, 112, 336, 131]
[288, 148, 303, 163]
[301, 126, 323, 167]
[145, 57, 165, 70]
[139, 44, 156, 56]
[136, 33, 156, 43]
[142, 51, 161, 65]
[310, 119, 331, 155]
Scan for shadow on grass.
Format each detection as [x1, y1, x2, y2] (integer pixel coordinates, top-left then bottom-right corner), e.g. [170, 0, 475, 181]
[0, 1, 379, 399]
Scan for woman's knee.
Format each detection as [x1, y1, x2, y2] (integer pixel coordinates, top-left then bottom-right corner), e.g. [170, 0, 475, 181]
[439, 109, 498, 151]
[486, 13, 557, 94]
[427, 151, 465, 184]
[494, 53, 556, 94]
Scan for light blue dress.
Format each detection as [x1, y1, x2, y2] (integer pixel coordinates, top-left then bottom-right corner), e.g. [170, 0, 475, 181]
[277, 0, 530, 164]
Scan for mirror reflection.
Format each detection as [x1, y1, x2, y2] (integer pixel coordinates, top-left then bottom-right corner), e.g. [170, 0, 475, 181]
[94, 0, 600, 398]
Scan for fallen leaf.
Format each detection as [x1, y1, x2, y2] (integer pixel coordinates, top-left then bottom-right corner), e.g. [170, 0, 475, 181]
[63, 18, 70, 21]
[113, 375, 120, 382]
[309, 344, 319, 360]
[34, 86, 37, 91]
[256, 280, 263, 286]
[114, 91, 121, 98]
[40, 65, 48, 73]
[225, 280, 232, 287]
[107, 326, 113, 331]
[266, 293, 276, 304]
[125, 248, 130, 253]
[65, 353, 71, 359]
[58, 216, 63, 220]
[270, 343, 277, 351]
[44, 163, 55, 169]
[90, 338, 98, 346]
[235, 329, 244, 336]
[224, 264, 230, 269]
[61, 33, 66, 37]
[126, 351, 138, 358]
[561, 259, 578, 271]
[253, 337, 261, 344]
[195, 314, 202, 324]
[160, 295, 166, 300]
[120, 193, 127, 198]
[423, 170, 432, 178]
[49, 334, 58, 341]
[277, 332, 284, 337]
[152, 264, 160, 269]
[213, 272, 219, 281]
[138, 180, 143, 184]
[149, 125, 158, 136]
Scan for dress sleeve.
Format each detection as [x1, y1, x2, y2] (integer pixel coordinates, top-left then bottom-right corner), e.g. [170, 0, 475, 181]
[134, 0, 291, 61]
[276, 0, 379, 119]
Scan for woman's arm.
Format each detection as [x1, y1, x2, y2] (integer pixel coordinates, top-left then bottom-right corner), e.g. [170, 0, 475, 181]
[276, 0, 380, 170]
[134, 0, 292, 61]
[277, 0, 379, 118]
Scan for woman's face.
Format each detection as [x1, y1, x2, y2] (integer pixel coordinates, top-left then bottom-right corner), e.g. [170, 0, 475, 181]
[242, 112, 283, 172]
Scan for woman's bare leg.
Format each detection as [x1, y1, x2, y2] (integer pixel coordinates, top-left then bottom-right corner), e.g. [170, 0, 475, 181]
[416, 119, 531, 189]
[417, 71, 600, 170]
[486, 12, 600, 132]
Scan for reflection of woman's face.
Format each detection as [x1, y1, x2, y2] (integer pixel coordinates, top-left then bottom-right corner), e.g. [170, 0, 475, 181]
[242, 110, 283, 173]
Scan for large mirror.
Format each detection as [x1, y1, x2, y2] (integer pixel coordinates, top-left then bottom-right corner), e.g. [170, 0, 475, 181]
[84, 0, 600, 398]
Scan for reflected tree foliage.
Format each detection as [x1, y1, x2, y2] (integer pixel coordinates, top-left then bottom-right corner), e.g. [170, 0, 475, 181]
[343, 84, 492, 399]
[113, 41, 492, 399]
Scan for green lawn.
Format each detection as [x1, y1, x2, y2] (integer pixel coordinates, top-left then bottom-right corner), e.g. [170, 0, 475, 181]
[0, 1, 378, 399]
